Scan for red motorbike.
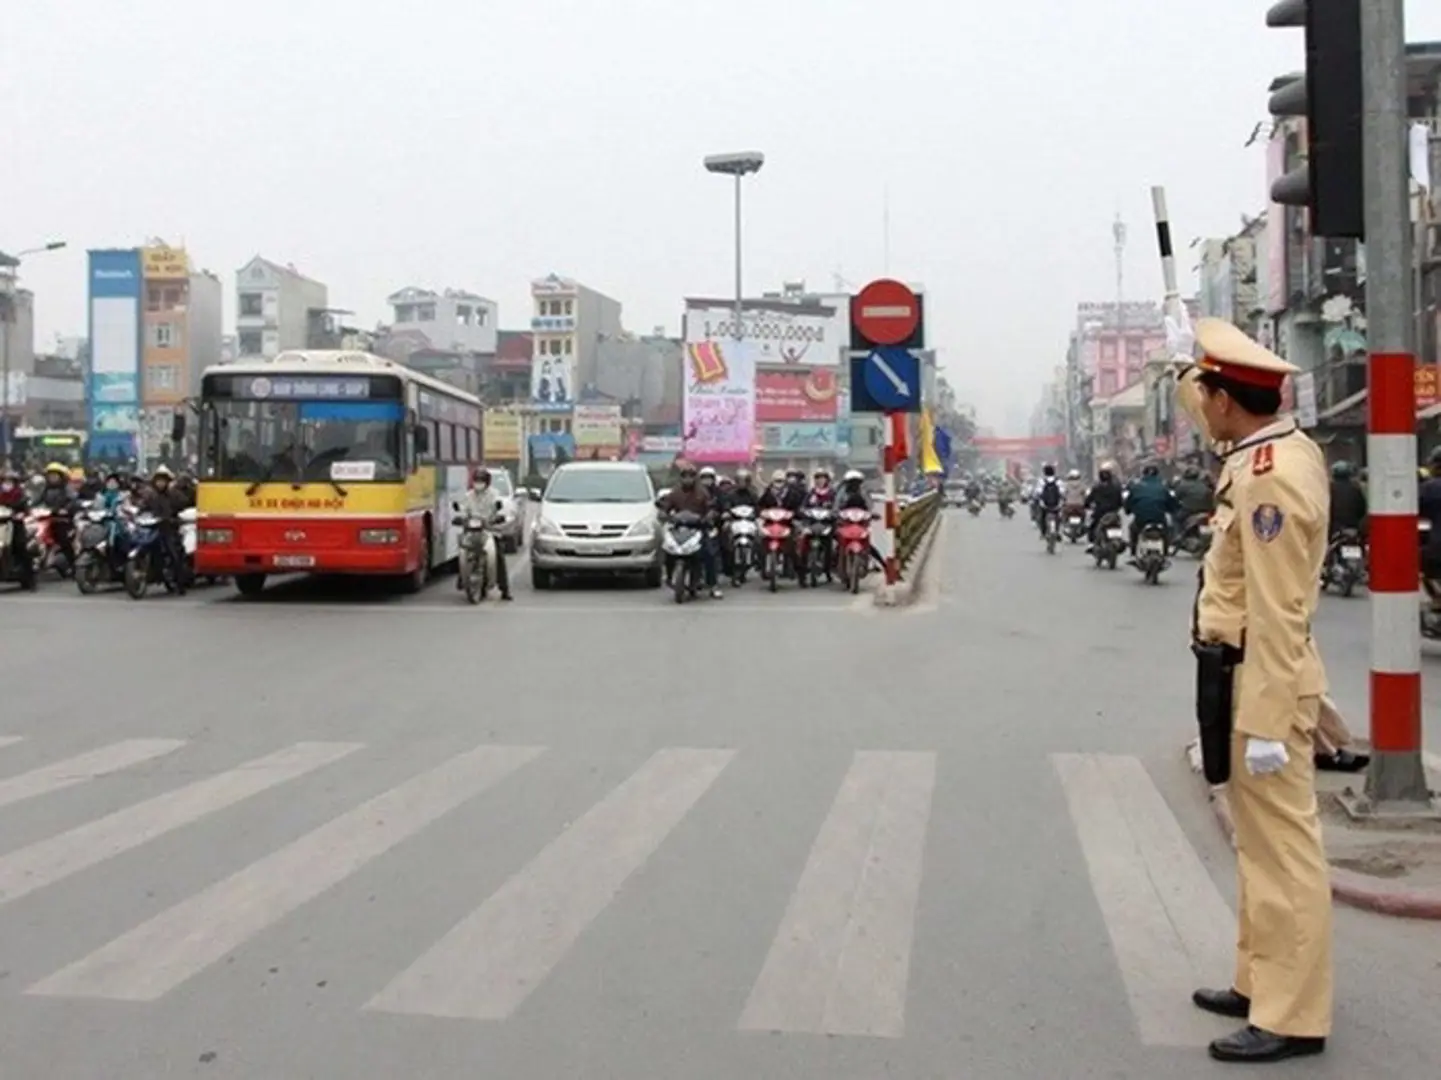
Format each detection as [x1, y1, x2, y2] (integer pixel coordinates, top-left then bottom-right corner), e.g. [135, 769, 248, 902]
[759, 508, 795, 593]
[836, 508, 873, 594]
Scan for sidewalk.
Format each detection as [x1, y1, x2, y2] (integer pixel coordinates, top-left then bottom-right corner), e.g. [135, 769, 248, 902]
[1185, 739, 1441, 919]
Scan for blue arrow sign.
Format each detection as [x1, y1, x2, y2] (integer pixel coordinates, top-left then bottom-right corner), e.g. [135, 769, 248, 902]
[861, 346, 920, 412]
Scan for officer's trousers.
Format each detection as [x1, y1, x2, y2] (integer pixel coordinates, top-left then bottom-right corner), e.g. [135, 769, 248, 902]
[1228, 695, 1333, 1038]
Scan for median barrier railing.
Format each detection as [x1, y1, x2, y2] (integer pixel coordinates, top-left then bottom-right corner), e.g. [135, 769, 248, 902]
[895, 490, 941, 575]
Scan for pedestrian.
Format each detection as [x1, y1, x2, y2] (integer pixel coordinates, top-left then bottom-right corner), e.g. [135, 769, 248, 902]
[1175, 315, 1333, 1063]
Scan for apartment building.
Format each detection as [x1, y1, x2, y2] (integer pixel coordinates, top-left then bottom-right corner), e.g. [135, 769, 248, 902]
[235, 256, 328, 358]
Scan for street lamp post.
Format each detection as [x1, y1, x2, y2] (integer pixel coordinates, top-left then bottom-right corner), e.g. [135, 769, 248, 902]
[0, 241, 67, 462]
[703, 152, 765, 344]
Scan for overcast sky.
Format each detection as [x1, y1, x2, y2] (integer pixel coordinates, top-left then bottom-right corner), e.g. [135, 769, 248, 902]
[5, 1, 1439, 431]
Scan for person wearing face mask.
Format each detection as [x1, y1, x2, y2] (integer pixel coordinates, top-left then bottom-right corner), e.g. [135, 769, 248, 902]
[805, 467, 836, 510]
[0, 469, 37, 590]
[657, 460, 721, 598]
[1177, 316, 1332, 1065]
[456, 467, 512, 600]
[757, 469, 791, 511]
[140, 466, 189, 593]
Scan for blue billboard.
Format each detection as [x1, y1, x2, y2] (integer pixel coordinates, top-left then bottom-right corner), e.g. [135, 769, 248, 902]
[87, 249, 143, 461]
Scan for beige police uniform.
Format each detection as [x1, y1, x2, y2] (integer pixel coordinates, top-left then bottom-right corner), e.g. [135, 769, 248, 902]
[1189, 319, 1333, 1039]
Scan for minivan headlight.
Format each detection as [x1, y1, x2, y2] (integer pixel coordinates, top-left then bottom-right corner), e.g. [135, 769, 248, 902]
[536, 516, 562, 538]
[626, 515, 657, 537]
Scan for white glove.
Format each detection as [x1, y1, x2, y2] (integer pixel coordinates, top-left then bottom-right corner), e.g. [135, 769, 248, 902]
[1243, 738, 1289, 776]
[1164, 306, 1196, 365]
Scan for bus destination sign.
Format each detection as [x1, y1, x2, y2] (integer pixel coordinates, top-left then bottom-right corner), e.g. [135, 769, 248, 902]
[244, 376, 372, 399]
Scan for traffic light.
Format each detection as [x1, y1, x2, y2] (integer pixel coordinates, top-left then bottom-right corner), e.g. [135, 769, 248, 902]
[1266, 0, 1364, 239]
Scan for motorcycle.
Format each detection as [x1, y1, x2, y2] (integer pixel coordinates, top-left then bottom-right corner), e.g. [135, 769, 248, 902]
[124, 513, 187, 599]
[452, 502, 500, 604]
[1134, 522, 1170, 584]
[967, 497, 983, 517]
[836, 507, 873, 594]
[724, 505, 758, 587]
[759, 507, 796, 593]
[1323, 529, 1366, 598]
[802, 507, 835, 586]
[1092, 512, 1125, 570]
[662, 509, 706, 604]
[26, 506, 74, 578]
[1175, 511, 1214, 557]
[1063, 510, 1087, 544]
[74, 505, 129, 594]
[0, 505, 37, 591]
[998, 499, 1015, 519]
[1043, 509, 1061, 555]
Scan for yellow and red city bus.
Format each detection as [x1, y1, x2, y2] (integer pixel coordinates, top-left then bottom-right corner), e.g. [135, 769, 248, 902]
[193, 351, 482, 597]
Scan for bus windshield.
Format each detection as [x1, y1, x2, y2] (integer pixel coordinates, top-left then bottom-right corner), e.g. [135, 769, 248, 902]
[207, 399, 404, 483]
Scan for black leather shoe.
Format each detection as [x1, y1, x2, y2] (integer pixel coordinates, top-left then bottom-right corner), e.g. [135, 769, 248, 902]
[1192, 987, 1251, 1018]
[1208, 1025, 1325, 1062]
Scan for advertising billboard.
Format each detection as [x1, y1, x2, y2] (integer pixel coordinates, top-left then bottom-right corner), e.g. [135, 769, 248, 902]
[482, 411, 523, 460]
[682, 340, 756, 464]
[684, 301, 842, 366]
[1264, 131, 1289, 315]
[142, 245, 189, 279]
[530, 351, 573, 411]
[755, 367, 839, 422]
[573, 404, 622, 448]
[758, 423, 839, 455]
[87, 249, 143, 460]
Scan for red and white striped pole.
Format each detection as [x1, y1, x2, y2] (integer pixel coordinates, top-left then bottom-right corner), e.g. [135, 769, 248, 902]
[1362, 0, 1430, 807]
[882, 411, 901, 585]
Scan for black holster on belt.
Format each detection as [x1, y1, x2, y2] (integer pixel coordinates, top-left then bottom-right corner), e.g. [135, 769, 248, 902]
[1192, 641, 1243, 784]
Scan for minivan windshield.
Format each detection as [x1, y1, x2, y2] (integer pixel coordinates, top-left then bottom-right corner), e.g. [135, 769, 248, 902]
[543, 467, 652, 504]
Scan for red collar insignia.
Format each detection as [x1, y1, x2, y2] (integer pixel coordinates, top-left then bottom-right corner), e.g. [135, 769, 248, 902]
[1251, 443, 1274, 476]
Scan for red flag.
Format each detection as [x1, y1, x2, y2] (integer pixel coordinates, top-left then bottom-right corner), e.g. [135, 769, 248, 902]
[889, 412, 910, 463]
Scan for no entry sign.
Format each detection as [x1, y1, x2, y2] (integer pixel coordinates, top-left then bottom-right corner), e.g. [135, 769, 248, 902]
[851, 279, 921, 347]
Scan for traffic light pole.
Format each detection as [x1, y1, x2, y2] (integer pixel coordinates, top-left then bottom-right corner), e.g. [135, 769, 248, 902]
[1361, 0, 1432, 809]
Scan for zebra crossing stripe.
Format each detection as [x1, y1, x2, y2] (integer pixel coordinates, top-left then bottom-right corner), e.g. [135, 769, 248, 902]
[1052, 753, 1235, 1046]
[27, 744, 542, 1002]
[0, 742, 361, 907]
[365, 747, 734, 1020]
[0, 739, 186, 810]
[738, 751, 936, 1038]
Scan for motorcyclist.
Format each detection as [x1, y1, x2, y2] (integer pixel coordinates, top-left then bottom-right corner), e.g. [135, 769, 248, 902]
[1172, 464, 1214, 519]
[1122, 463, 1179, 556]
[1328, 461, 1367, 537]
[805, 468, 836, 510]
[757, 469, 790, 511]
[36, 462, 78, 573]
[1084, 466, 1126, 548]
[1061, 469, 1087, 514]
[995, 475, 1018, 511]
[729, 468, 759, 508]
[760, 469, 806, 512]
[94, 471, 128, 549]
[836, 469, 869, 511]
[657, 460, 722, 599]
[456, 466, 512, 600]
[963, 474, 983, 504]
[140, 465, 188, 592]
[1032, 464, 1065, 536]
[698, 465, 718, 500]
[784, 468, 809, 509]
[0, 469, 37, 590]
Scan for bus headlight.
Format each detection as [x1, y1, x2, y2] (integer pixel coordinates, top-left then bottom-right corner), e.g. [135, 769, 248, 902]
[358, 528, 401, 545]
[200, 528, 234, 544]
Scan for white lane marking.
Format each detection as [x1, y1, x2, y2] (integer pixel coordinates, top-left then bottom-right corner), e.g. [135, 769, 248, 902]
[0, 739, 186, 811]
[738, 751, 936, 1038]
[0, 737, 23, 751]
[1052, 753, 1234, 1046]
[27, 744, 542, 1002]
[0, 742, 361, 908]
[366, 747, 734, 1020]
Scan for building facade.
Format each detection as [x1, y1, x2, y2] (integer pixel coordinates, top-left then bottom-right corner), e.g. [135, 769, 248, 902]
[87, 249, 144, 461]
[528, 273, 623, 428]
[0, 259, 35, 446]
[139, 243, 224, 462]
[388, 287, 498, 355]
[235, 256, 328, 359]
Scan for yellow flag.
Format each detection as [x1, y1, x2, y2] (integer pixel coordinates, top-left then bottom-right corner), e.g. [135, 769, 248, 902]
[919, 408, 943, 474]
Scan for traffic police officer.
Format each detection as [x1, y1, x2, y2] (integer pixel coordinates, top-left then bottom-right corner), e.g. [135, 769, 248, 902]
[1176, 318, 1333, 1064]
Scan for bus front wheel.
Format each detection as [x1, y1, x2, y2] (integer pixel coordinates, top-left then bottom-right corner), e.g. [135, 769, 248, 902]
[235, 573, 266, 598]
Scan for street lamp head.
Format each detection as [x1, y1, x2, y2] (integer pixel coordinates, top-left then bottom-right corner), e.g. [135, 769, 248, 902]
[704, 152, 765, 177]
[43, 241, 67, 251]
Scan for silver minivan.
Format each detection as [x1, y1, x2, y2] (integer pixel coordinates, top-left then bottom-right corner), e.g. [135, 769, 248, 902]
[529, 462, 662, 589]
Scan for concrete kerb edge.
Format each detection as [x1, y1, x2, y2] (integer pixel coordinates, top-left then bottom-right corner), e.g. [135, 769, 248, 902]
[1183, 740, 1441, 920]
[875, 511, 942, 608]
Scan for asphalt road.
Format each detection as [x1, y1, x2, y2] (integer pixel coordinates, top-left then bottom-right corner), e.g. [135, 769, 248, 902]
[0, 511, 1437, 1079]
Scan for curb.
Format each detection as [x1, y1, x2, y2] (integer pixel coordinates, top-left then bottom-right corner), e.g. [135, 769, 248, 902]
[875, 512, 943, 608]
[1184, 741, 1441, 920]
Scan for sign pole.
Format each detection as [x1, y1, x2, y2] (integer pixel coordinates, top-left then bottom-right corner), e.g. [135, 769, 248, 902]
[882, 410, 900, 586]
[1361, 0, 1430, 808]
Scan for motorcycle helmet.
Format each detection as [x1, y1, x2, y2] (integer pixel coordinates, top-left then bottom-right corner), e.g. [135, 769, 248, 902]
[813, 467, 832, 484]
[770, 469, 786, 485]
[1066, 469, 1080, 480]
[152, 465, 175, 484]
[716, 474, 734, 488]
[44, 462, 67, 479]
[1042, 464, 1056, 478]
[735, 468, 752, 486]
[843, 469, 864, 485]
[1098, 468, 1113, 483]
[472, 466, 491, 486]
[698, 466, 717, 483]
[1330, 461, 1353, 480]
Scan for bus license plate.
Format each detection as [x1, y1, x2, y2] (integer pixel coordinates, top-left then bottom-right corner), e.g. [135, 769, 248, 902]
[274, 555, 315, 568]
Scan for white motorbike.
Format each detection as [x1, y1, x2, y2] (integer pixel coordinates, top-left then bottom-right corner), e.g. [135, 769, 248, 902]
[452, 503, 501, 604]
[1134, 523, 1171, 585]
[725, 504, 758, 587]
